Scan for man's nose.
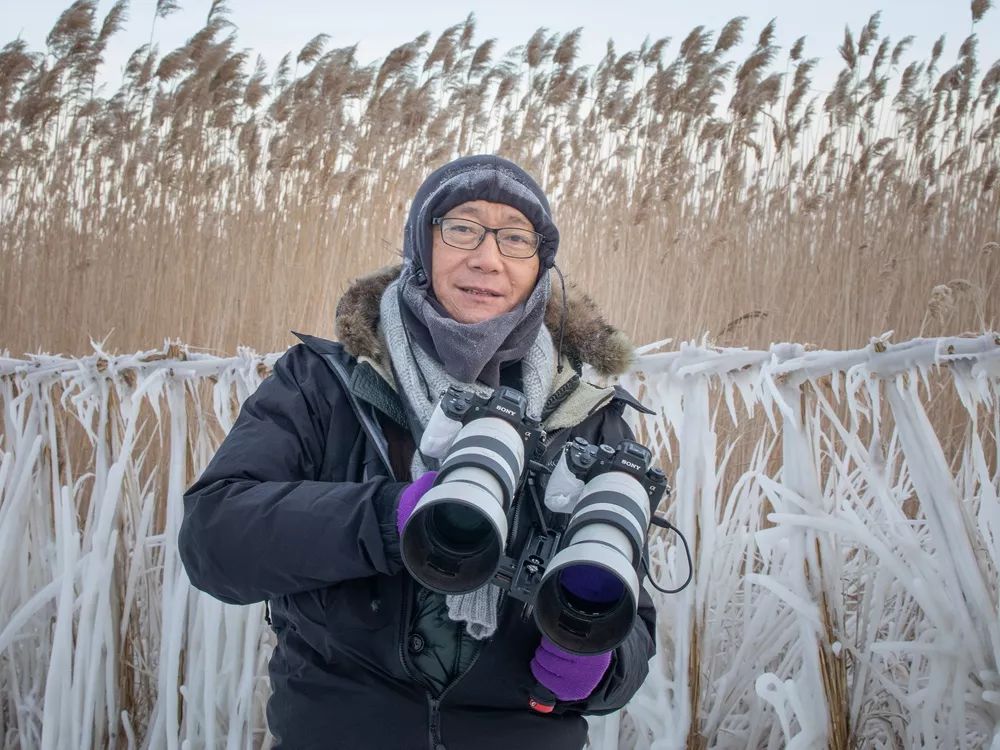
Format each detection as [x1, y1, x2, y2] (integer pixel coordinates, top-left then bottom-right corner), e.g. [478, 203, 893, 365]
[469, 231, 504, 271]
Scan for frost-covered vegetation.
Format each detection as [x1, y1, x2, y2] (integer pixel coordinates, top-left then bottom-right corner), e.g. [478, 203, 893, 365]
[1, 334, 998, 748]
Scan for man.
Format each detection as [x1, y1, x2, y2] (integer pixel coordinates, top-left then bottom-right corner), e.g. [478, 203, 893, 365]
[179, 154, 657, 749]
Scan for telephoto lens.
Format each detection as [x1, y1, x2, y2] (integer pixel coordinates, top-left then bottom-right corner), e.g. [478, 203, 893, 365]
[400, 386, 541, 594]
[534, 440, 667, 654]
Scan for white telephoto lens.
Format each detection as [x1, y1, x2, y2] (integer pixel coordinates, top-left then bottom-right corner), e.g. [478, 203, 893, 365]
[565, 524, 632, 560]
[438, 466, 505, 502]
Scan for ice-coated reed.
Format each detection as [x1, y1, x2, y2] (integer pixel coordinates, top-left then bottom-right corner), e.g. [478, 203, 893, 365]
[1, 332, 998, 747]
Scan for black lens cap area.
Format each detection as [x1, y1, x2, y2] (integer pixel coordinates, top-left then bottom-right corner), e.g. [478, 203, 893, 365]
[428, 505, 493, 556]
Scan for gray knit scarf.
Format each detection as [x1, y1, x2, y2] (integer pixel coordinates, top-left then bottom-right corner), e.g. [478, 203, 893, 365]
[400, 265, 553, 388]
[379, 272, 557, 639]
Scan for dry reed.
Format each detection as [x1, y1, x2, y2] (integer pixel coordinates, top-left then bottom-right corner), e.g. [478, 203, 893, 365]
[0, 2, 997, 360]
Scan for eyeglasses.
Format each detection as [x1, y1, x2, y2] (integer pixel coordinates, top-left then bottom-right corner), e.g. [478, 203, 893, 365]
[432, 217, 543, 259]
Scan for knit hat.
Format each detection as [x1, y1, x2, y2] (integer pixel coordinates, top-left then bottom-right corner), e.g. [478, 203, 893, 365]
[403, 154, 561, 282]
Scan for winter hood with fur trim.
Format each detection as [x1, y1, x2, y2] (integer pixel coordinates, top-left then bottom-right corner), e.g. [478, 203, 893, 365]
[332, 264, 645, 430]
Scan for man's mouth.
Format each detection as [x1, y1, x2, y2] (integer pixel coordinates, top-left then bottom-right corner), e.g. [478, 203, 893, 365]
[459, 287, 502, 297]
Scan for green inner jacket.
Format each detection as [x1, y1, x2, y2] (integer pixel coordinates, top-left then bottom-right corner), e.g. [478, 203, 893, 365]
[408, 587, 482, 696]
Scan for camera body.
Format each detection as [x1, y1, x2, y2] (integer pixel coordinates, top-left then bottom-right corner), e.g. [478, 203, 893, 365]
[561, 436, 669, 514]
[437, 385, 546, 472]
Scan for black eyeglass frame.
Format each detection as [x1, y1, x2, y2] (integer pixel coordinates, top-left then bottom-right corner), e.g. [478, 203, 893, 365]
[431, 216, 544, 259]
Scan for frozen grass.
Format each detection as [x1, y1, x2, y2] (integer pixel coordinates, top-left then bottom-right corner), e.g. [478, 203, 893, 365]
[1, 333, 998, 748]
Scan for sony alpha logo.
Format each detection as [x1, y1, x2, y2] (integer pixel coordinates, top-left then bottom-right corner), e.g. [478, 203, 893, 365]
[496, 405, 516, 417]
[621, 459, 643, 472]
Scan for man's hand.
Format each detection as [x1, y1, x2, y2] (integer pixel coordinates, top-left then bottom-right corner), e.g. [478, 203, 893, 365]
[530, 636, 612, 702]
[396, 471, 438, 534]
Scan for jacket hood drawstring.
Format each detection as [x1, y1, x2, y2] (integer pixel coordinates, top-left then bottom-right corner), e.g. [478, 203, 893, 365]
[554, 263, 568, 375]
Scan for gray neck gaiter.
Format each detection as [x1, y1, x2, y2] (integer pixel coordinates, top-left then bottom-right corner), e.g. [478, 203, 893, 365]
[399, 263, 552, 388]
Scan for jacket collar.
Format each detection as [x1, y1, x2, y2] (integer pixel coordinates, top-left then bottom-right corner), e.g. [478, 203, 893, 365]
[331, 264, 635, 378]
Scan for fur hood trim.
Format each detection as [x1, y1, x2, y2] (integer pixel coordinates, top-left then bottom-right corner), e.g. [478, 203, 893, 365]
[334, 264, 634, 377]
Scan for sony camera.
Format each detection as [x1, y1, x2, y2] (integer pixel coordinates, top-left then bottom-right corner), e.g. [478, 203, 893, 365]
[399, 385, 545, 593]
[529, 437, 668, 653]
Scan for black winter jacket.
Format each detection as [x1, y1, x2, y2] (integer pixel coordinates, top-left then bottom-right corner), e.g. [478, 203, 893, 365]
[179, 267, 658, 750]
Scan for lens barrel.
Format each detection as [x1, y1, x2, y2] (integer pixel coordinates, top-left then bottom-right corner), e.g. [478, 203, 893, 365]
[400, 417, 526, 593]
[534, 470, 652, 653]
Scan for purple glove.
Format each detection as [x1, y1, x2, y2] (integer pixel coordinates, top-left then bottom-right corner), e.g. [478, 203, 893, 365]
[530, 564, 620, 701]
[530, 636, 613, 702]
[396, 471, 438, 535]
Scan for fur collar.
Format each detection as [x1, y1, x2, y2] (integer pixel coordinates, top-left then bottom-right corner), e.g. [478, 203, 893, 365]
[334, 264, 633, 377]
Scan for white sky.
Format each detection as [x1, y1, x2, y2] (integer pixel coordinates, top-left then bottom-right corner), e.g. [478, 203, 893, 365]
[6, 1, 1000, 95]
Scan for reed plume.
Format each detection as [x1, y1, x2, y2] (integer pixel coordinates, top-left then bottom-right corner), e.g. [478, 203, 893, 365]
[0, 2, 996, 385]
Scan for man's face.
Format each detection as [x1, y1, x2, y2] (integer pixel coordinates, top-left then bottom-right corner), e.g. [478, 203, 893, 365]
[430, 200, 541, 324]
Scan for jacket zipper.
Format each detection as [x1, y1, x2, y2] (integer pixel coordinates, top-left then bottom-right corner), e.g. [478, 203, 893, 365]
[508, 494, 523, 556]
[427, 636, 490, 750]
[397, 575, 442, 749]
[423, 430, 533, 747]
